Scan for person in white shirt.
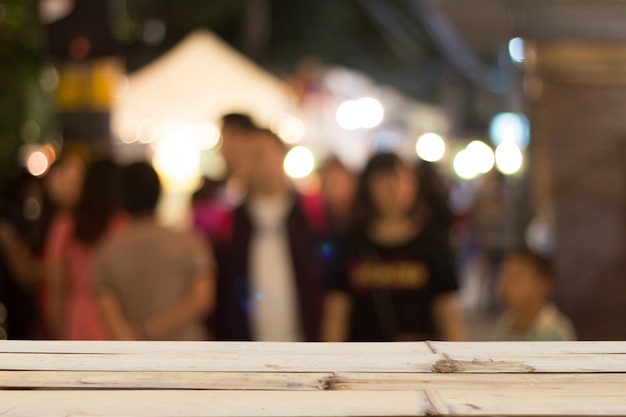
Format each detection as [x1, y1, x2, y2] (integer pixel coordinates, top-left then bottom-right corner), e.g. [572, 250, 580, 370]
[213, 129, 327, 342]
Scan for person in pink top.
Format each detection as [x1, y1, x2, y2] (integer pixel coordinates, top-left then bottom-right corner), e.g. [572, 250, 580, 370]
[44, 159, 126, 340]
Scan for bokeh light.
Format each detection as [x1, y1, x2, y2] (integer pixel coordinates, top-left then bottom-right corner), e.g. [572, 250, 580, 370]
[509, 37, 525, 64]
[39, 0, 73, 24]
[21, 120, 41, 143]
[335, 97, 384, 130]
[495, 141, 524, 175]
[357, 97, 384, 128]
[153, 126, 200, 190]
[41, 144, 57, 164]
[119, 120, 141, 144]
[69, 36, 91, 60]
[453, 149, 479, 180]
[193, 122, 220, 150]
[466, 140, 495, 174]
[137, 119, 160, 144]
[416, 133, 446, 162]
[142, 18, 166, 46]
[23, 196, 42, 221]
[284, 146, 315, 179]
[335, 100, 361, 130]
[489, 112, 529, 148]
[39, 64, 60, 93]
[26, 151, 50, 177]
[271, 113, 306, 144]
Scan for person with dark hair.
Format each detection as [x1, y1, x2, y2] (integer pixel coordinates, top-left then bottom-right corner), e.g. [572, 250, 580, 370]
[93, 162, 215, 340]
[414, 160, 455, 245]
[191, 113, 257, 245]
[492, 247, 575, 341]
[319, 156, 356, 238]
[43, 159, 126, 340]
[221, 113, 256, 130]
[214, 129, 327, 342]
[322, 152, 465, 342]
[119, 161, 162, 215]
[220, 112, 257, 180]
[0, 151, 89, 339]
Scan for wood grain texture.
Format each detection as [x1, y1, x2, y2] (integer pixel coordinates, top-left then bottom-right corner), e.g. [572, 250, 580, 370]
[0, 390, 430, 417]
[3, 370, 626, 392]
[330, 372, 626, 392]
[2, 341, 626, 416]
[0, 351, 441, 372]
[0, 370, 333, 390]
[439, 389, 626, 416]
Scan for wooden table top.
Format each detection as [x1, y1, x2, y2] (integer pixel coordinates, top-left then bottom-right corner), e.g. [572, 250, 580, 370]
[1, 340, 625, 416]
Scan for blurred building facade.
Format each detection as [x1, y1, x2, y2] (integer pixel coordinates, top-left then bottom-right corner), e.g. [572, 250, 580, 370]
[429, 0, 626, 339]
[528, 43, 626, 340]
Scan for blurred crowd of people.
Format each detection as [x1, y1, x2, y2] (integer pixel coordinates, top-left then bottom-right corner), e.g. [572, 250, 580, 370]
[0, 113, 575, 342]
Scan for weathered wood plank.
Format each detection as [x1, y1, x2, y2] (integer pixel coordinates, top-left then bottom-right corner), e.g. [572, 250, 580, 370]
[428, 341, 626, 373]
[0, 352, 442, 372]
[3, 370, 626, 392]
[431, 354, 626, 373]
[429, 341, 626, 356]
[330, 372, 626, 392]
[3, 341, 626, 417]
[438, 388, 626, 416]
[0, 371, 333, 390]
[2, 387, 625, 416]
[0, 390, 431, 417]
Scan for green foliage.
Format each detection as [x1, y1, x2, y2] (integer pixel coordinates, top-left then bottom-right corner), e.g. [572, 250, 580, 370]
[0, 0, 54, 185]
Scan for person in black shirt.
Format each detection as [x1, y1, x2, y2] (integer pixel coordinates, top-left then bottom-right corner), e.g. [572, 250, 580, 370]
[322, 153, 465, 342]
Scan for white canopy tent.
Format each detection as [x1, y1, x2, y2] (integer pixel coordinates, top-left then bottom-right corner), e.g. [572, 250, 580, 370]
[112, 29, 295, 135]
[110, 30, 295, 228]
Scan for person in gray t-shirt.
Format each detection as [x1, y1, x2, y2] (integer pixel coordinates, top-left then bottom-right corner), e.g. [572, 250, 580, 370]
[93, 162, 215, 341]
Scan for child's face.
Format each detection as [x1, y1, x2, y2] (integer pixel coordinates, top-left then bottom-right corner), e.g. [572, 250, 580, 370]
[498, 255, 549, 309]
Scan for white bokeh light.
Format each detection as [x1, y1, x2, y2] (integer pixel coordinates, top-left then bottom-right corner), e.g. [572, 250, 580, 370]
[509, 37, 525, 64]
[271, 113, 306, 144]
[193, 122, 221, 150]
[336, 97, 384, 130]
[284, 146, 315, 179]
[153, 125, 200, 190]
[453, 149, 479, 180]
[489, 112, 529, 148]
[119, 120, 140, 144]
[466, 140, 495, 174]
[495, 141, 524, 175]
[416, 133, 446, 162]
[138, 119, 160, 144]
[336, 100, 361, 130]
[26, 151, 49, 177]
[357, 97, 384, 128]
